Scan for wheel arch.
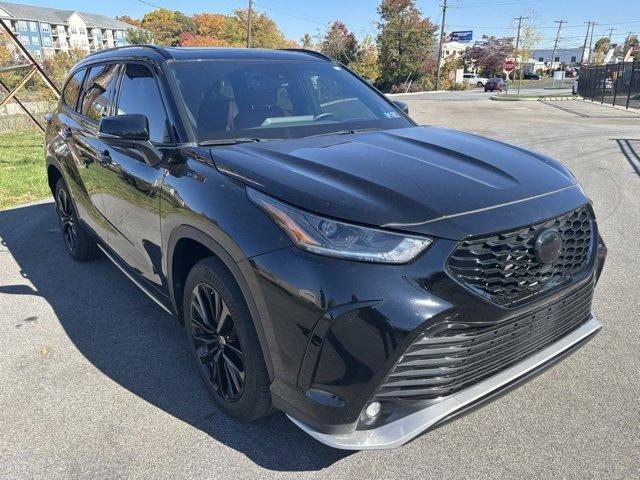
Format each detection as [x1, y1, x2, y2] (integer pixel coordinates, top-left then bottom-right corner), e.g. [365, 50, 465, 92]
[167, 225, 275, 381]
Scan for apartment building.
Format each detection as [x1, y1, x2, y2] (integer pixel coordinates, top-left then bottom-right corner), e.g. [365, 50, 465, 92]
[0, 2, 134, 61]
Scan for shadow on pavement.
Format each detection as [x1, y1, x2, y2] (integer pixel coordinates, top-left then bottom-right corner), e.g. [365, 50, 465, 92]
[0, 201, 349, 472]
[613, 139, 640, 176]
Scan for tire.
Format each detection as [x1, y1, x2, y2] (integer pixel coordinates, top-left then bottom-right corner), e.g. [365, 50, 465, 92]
[54, 178, 98, 262]
[183, 257, 271, 422]
[477, 81, 483, 87]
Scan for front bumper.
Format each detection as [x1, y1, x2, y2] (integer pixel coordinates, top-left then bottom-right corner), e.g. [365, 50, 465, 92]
[287, 315, 601, 449]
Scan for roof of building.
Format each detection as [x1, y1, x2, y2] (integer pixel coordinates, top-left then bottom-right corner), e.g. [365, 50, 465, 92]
[0, 2, 133, 29]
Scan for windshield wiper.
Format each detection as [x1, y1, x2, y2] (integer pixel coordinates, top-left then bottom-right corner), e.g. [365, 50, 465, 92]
[307, 128, 380, 138]
[199, 137, 274, 146]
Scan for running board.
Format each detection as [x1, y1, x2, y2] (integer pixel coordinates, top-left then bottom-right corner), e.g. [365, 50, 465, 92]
[97, 244, 173, 315]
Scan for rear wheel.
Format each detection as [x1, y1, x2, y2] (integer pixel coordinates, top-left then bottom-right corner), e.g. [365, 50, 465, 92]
[54, 178, 98, 261]
[477, 81, 483, 87]
[183, 257, 271, 421]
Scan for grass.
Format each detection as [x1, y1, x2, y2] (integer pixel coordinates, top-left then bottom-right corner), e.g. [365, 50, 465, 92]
[0, 129, 49, 210]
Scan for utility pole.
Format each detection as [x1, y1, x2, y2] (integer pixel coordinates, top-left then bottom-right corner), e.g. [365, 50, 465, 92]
[514, 15, 528, 95]
[607, 27, 616, 42]
[588, 22, 596, 65]
[435, 0, 448, 91]
[549, 20, 565, 75]
[581, 21, 593, 64]
[246, 0, 253, 48]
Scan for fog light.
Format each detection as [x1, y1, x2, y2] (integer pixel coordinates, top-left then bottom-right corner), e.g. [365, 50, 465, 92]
[365, 401, 382, 419]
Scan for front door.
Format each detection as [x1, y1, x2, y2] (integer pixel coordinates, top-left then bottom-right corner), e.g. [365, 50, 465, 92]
[99, 62, 170, 294]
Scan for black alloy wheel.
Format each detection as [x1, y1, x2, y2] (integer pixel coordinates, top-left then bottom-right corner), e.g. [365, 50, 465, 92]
[189, 283, 245, 402]
[56, 185, 77, 254]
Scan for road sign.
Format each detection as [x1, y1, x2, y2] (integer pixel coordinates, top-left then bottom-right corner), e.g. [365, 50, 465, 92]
[503, 59, 516, 72]
[450, 31, 473, 42]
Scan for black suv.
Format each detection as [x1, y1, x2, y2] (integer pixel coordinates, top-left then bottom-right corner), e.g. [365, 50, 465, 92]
[45, 46, 606, 450]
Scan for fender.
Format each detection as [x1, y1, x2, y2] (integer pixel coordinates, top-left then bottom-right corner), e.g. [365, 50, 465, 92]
[166, 224, 275, 381]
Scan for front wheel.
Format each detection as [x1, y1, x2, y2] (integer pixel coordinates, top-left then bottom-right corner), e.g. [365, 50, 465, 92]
[183, 257, 272, 421]
[477, 81, 483, 87]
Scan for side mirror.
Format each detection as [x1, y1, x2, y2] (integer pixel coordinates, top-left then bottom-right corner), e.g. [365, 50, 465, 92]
[393, 100, 409, 115]
[98, 114, 162, 167]
[98, 114, 150, 142]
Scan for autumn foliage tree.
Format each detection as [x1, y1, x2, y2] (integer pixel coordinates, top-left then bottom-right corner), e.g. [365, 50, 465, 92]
[140, 9, 196, 46]
[376, 0, 438, 91]
[321, 21, 359, 65]
[461, 35, 514, 77]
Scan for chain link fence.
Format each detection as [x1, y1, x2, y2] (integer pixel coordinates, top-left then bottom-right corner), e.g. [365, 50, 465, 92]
[578, 59, 640, 110]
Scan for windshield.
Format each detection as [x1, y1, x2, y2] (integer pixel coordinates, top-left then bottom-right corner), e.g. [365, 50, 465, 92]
[167, 59, 413, 143]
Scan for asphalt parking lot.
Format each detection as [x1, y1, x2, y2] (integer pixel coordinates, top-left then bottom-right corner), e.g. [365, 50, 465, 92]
[1, 95, 639, 479]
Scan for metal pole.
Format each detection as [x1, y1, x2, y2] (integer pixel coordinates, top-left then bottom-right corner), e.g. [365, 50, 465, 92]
[549, 20, 565, 76]
[435, 0, 448, 91]
[588, 22, 596, 65]
[627, 59, 636, 110]
[0, 67, 37, 109]
[581, 21, 592, 65]
[246, 0, 253, 48]
[514, 16, 528, 96]
[608, 27, 616, 42]
[0, 78, 44, 132]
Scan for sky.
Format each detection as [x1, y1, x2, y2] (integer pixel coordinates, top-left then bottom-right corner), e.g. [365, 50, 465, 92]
[15, 0, 639, 49]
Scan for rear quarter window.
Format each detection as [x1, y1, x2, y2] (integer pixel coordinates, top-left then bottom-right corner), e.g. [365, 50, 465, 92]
[62, 68, 86, 109]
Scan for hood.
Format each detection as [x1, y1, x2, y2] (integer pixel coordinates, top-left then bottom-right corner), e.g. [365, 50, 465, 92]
[209, 126, 583, 240]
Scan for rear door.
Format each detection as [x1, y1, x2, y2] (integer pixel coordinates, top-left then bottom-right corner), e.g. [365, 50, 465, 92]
[99, 62, 170, 293]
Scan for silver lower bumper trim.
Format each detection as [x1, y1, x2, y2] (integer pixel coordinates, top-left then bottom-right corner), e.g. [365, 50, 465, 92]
[287, 315, 601, 450]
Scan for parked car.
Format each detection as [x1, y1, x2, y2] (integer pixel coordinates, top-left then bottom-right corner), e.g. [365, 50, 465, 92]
[484, 77, 506, 92]
[522, 72, 540, 80]
[462, 72, 489, 87]
[45, 46, 606, 450]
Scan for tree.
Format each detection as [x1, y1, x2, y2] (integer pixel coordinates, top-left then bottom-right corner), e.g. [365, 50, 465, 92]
[348, 35, 380, 82]
[226, 9, 289, 48]
[617, 34, 640, 61]
[301, 33, 315, 50]
[126, 28, 154, 45]
[193, 13, 230, 39]
[0, 35, 11, 66]
[179, 33, 231, 47]
[593, 37, 611, 64]
[321, 21, 359, 65]
[513, 13, 541, 67]
[42, 49, 87, 89]
[140, 9, 196, 46]
[116, 15, 141, 28]
[461, 35, 514, 77]
[376, 0, 438, 90]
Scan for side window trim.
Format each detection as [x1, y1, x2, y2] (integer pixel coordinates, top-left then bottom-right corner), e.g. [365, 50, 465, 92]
[113, 60, 174, 145]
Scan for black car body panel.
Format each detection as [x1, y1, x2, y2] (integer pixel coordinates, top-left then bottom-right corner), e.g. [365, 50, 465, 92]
[44, 46, 606, 449]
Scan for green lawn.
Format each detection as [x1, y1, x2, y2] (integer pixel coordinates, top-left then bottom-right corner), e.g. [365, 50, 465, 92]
[0, 130, 49, 210]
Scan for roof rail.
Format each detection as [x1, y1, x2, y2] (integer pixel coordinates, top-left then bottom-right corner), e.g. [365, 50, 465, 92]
[83, 44, 173, 60]
[278, 48, 333, 62]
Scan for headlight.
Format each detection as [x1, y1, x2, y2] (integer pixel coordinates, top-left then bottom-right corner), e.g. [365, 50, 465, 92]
[248, 188, 432, 264]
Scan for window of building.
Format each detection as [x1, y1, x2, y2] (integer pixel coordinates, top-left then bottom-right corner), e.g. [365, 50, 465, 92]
[80, 64, 119, 121]
[79, 27, 86, 34]
[62, 69, 86, 108]
[571, 56, 577, 63]
[116, 63, 170, 143]
[538, 57, 544, 62]
[43, 37, 52, 46]
[70, 26, 77, 34]
[20, 35, 29, 45]
[31, 36, 39, 45]
[18, 21, 27, 31]
[33, 50, 42, 59]
[41, 23, 50, 32]
[554, 56, 560, 62]
[29, 21, 37, 31]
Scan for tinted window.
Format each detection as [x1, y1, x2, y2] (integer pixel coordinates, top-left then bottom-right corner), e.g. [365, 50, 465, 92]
[116, 64, 170, 143]
[80, 64, 119, 121]
[62, 69, 85, 108]
[168, 60, 412, 143]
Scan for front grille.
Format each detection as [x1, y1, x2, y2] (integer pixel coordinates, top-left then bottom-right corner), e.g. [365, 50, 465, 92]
[448, 205, 594, 306]
[374, 280, 593, 401]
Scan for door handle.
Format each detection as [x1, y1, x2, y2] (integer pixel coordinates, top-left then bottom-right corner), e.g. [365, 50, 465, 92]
[99, 149, 112, 166]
